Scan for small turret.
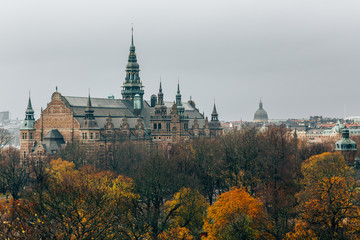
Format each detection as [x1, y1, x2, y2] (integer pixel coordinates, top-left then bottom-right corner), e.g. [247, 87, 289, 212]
[211, 103, 218, 122]
[150, 94, 157, 107]
[155, 81, 167, 116]
[176, 82, 181, 105]
[83, 93, 98, 129]
[175, 82, 184, 115]
[21, 94, 35, 130]
[335, 125, 357, 163]
[158, 81, 164, 105]
[209, 102, 222, 131]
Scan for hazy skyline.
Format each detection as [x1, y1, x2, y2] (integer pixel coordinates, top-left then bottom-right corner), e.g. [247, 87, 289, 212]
[1, 0, 360, 121]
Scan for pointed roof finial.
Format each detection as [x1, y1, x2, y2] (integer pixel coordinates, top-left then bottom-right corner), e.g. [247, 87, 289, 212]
[131, 24, 134, 46]
[56, 86, 58, 92]
[27, 91, 33, 111]
[159, 79, 162, 92]
[177, 80, 180, 94]
[212, 102, 218, 115]
[87, 89, 92, 108]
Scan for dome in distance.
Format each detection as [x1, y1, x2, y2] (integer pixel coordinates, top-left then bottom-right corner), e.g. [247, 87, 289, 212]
[253, 100, 269, 122]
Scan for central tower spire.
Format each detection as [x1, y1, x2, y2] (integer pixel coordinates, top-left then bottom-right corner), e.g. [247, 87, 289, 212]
[121, 27, 144, 103]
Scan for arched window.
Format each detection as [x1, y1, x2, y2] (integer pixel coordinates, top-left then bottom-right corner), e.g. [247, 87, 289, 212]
[154, 123, 157, 130]
[158, 123, 162, 130]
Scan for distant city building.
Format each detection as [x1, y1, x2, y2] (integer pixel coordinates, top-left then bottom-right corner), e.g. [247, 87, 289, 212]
[19, 29, 222, 160]
[335, 126, 357, 163]
[0, 111, 10, 123]
[253, 100, 268, 123]
[0, 111, 21, 147]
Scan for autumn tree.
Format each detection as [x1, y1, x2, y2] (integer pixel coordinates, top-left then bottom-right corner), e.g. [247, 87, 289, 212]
[109, 141, 147, 176]
[0, 147, 29, 200]
[158, 226, 194, 240]
[134, 151, 182, 239]
[297, 140, 333, 163]
[188, 138, 225, 205]
[257, 125, 300, 239]
[221, 127, 261, 192]
[59, 140, 89, 168]
[164, 187, 208, 238]
[287, 152, 360, 240]
[0, 128, 13, 153]
[25, 158, 138, 239]
[203, 187, 273, 240]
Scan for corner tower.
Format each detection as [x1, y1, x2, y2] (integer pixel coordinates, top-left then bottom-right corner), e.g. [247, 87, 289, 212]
[121, 27, 144, 102]
[20, 94, 36, 160]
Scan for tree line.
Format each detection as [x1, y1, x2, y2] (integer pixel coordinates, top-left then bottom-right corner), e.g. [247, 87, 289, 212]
[1, 125, 359, 239]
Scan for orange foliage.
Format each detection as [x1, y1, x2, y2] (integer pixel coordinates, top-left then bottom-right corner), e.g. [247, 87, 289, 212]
[158, 226, 194, 240]
[287, 152, 360, 239]
[203, 188, 273, 240]
[0, 158, 139, 239]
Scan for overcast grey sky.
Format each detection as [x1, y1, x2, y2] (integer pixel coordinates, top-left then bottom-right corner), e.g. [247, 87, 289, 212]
[1, 0, 359, 121]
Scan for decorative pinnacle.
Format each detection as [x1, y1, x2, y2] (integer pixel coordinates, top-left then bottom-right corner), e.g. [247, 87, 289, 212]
[159, 80, 162, 92]
[177, 81, 180, 94]
[131, 24, 134, 46]
[27, 92, 33, 111]
[259, 98, 263, 109]
[87, 89, 92, 108]
[212, 102, 218, 115]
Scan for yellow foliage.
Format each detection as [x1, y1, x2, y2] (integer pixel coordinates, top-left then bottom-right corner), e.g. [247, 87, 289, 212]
[158, 226, 194, 240]
[203, 188, 273, 240]
[288, 152, 360, 239]
[164, 187, 208, 236]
